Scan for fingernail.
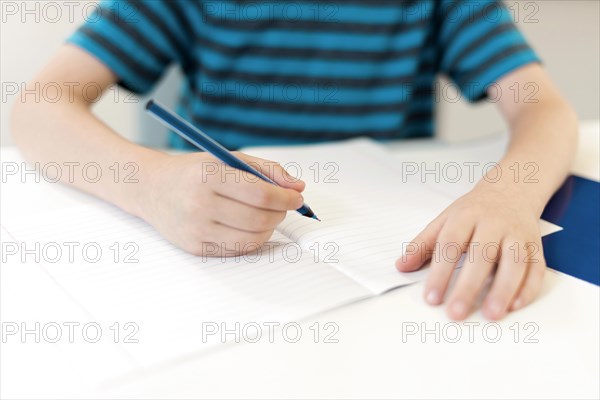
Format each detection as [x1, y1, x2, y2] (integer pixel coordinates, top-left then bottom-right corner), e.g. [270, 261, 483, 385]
[450, 300, 468, 320]
[426, 289, 440, 305]
[486, 299, 504, 319]
[512, 298, 523, 310]
[296, 196, 304, 208]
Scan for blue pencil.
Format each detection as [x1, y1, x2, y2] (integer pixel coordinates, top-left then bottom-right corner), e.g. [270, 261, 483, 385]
[145, 100, 320, 221]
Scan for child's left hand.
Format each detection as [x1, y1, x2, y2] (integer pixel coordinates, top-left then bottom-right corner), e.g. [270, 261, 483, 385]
[396, 182, 546, 321]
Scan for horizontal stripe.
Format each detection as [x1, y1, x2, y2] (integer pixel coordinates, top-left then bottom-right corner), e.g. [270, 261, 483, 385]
[127, 0, 192, 69]
[84, 16, 169, 74]
[167, 1, 194, 41]
[459, 30, 528, 71]
[199, 11, 429, 35]
[182, 101, 433, 135]
[190, 103, 405, 132]
[67, 33, 146, 93]
[196, 34, 424, 62]
[441, 1, 503, 48]
[462, 51, 539, 101]
[198, 48, 421, 79]
[195, 21, 429, 52]
[99, 5, 170, 65]
[194, 92, 435, 115]
[447, 22, 515, 69]
[195, 77, 435, 104]
[197, 62, 434, 88]
[194, 1, 427, 29]
[460, 44, 533, 84]
[187, 113, 425, 142]
[78, 26, 159, 83]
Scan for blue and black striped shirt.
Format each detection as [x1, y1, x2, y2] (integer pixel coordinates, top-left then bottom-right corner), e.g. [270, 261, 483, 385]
[68, 0, 540, 149]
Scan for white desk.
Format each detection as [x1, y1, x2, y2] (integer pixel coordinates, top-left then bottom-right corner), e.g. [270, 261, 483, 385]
[1, 122, 598, 399]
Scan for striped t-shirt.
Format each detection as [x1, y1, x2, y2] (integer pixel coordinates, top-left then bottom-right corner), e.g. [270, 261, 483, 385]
[68, 0, 540, 150]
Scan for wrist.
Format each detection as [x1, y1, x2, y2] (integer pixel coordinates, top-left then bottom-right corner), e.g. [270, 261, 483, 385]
[119, 146, 171, 220]
[474, 178, 547, 217]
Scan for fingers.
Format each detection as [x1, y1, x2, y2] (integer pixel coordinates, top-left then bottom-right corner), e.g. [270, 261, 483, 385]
[211, 175, 304, 211]
[423, 218, 474, 305]
[420, 229, 545, 320]
[446, 233, 499, 320]
[395, 215, 447, 272]
[510, 239, 546, 311]
[210, 193, 287, 233]
[482, 238, 528, 320]
[237, 153, 306, 192]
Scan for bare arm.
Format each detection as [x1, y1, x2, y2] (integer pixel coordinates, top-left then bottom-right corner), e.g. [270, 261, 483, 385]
[10, 44, 162, 217]
[490, 63, 578, 215]
[11, 44, 305, 255]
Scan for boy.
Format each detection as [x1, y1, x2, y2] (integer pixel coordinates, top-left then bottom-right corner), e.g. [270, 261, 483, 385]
[11, 0, 578, 321]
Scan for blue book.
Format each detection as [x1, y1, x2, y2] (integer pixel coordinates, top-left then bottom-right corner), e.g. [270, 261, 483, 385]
[542, 175, 600, 285]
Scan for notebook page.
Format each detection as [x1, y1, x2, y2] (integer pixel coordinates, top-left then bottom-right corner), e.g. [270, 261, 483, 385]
[243, 139, 455, 294]
[3, 203, 371, 368]
[278, 185, 452, 294]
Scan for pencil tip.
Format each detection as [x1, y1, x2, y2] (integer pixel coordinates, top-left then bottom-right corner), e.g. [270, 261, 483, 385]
[313, 216, 321, 222]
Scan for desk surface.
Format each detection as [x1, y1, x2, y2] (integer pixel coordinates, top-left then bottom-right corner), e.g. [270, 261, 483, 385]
[1, 121, 599, 399]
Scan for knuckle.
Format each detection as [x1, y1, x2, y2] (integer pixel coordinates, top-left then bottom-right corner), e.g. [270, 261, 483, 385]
[182, 195, 202, 215]
[200, 192, 215, 209]
[456, 280, 479, 299]
[189, 225, 208, 245]
[438, 232, 464, 249]
[254, 212, 274, 231]
[254, 186, 272, 206]
[457, 207, 478, 220]
[273, 162, 284, 173]
[424, 219, 441, 232]
[461, 202, 484, 216]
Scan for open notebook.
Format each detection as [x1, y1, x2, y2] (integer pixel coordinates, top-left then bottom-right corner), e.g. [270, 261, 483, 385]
[1, 139, 559, 374]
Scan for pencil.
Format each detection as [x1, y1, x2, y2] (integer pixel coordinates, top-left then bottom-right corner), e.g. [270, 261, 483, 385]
[145, 100, 320, 221]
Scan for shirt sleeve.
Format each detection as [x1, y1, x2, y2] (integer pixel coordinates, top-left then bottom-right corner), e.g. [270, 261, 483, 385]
[66, 0, 192, 95]
[437, 0, 541, 102]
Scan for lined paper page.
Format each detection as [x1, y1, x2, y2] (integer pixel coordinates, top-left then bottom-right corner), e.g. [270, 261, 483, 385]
[278, 186, 452, 294]
[245, 139, 455, 294]
[4, 203, 371, 367]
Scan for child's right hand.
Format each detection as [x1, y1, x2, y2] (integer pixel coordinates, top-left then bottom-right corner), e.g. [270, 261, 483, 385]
[138, 152, 305, 256]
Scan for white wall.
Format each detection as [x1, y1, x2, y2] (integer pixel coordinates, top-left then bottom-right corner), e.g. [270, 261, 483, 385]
[1, 1, 599, 147]
[437, 0, 600, 142]
[0, 0, 144, 145]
